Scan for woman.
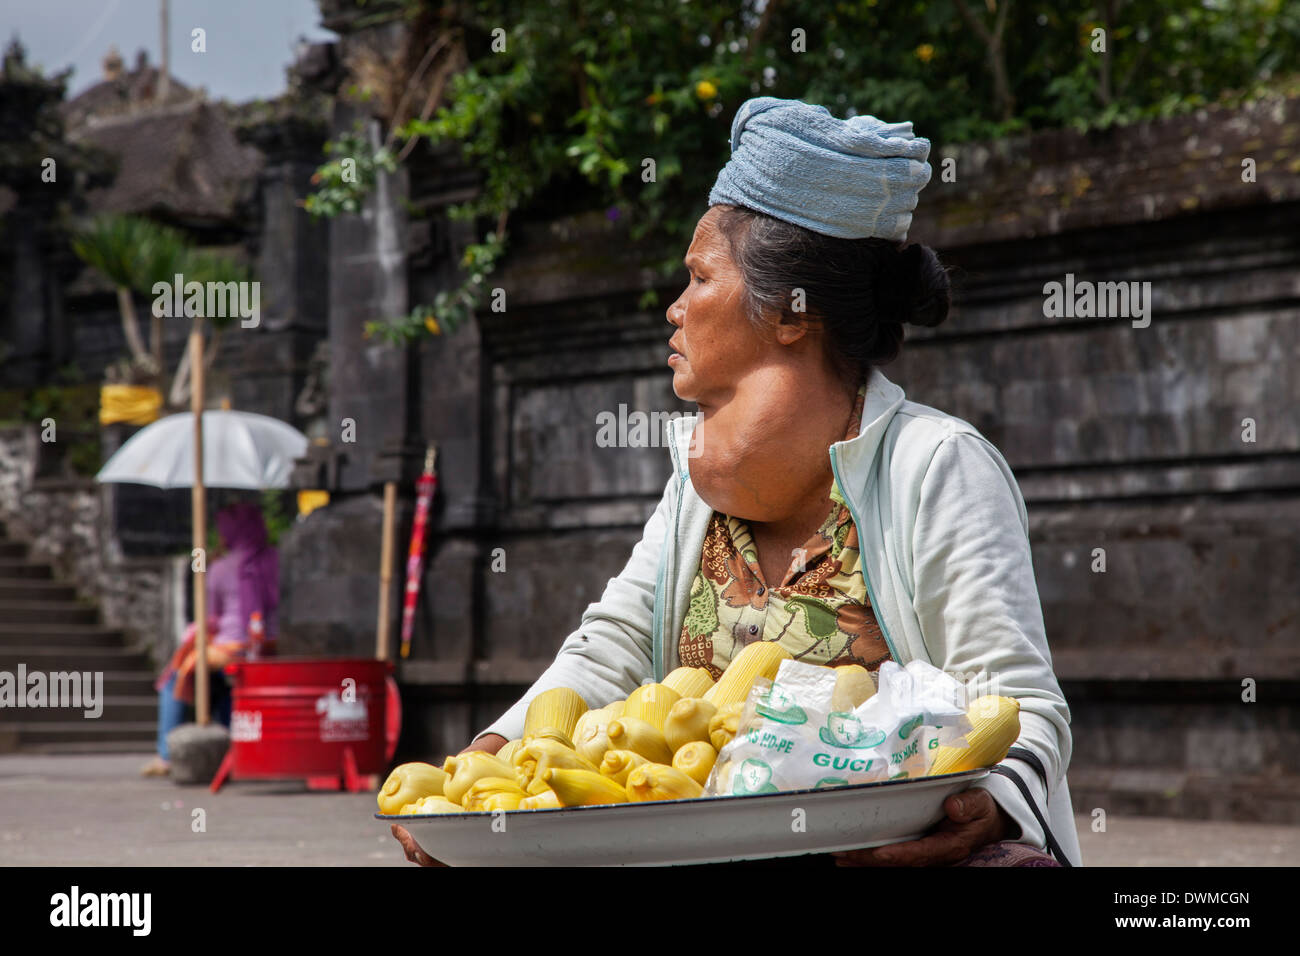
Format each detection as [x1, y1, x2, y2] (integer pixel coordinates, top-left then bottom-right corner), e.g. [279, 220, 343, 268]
[141, 501, 279, 776]
[394, 97, 1080, 867]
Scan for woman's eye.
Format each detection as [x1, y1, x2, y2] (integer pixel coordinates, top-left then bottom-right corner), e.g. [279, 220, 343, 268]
[693, 274, 706, 284]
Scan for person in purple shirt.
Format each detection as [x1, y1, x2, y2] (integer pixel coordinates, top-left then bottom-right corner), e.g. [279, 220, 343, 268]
[141, 502, 279, 777]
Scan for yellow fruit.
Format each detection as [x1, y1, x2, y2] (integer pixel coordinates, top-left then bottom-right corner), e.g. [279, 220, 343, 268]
[442, 751, 515, 805]
[523, 687, 588, 739]
[623, 683, 682, 731]
[518, 789, 563, 810]
[927, 696, 1022, 775]
[599, 749, 649, 786]
[462, 776, 528, 812]
[544, 767, 630, 806]
[401, 795, 465, 815]
[377, 762, 449, 814]
[662, 666, 715, 699]
[663, 697, 717, 753]
[516, 737, 599, 794]
[708, 701, 746, 752]
[605, 716, 673, 764]
[831, 664, 876, 712]
[625, 763, 705, 802]
[495, 738, 524, 766]
[672, 740, 717, 786]
[704, 641, 792, 708]
[573, 704, 623, 766]
[524, 726, 576, 750]
[571, 703, 614, 748]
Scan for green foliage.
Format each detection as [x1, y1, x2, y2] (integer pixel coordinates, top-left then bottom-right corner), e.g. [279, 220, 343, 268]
[259, 490, 294, 548]
[309, 0, 1300, 342]
[71, 214, 251, 327]
[301, 130, 399, 218]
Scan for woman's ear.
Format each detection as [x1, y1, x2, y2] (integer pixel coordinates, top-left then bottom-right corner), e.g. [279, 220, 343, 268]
[773, 313, 810, 345]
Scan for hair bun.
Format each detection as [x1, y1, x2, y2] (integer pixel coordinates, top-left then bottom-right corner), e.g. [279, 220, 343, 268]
[900, 243, 950, 328]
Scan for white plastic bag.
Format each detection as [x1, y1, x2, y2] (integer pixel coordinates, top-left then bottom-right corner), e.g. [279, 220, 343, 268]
[706, 659, 972, 796]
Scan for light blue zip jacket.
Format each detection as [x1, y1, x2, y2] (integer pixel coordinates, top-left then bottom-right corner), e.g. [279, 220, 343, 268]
[479, 368, 1082, 865]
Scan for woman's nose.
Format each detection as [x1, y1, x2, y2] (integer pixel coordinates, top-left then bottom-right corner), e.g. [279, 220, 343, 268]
[666, 295, 684, 328]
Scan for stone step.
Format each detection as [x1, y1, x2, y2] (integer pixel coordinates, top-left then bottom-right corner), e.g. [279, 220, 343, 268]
[11, 739, 157, 755]
[3, 695, 158, 723]
[0, 603, 99, 624]
[100, 671, 163, 695]
[0, 540, 26, 558]
[0, 580, 78, 601]
[0, 646, 151, 672]
[0, 624, 125, 647]
[0, 721, 157, 751]
[0, 561, 52, 579]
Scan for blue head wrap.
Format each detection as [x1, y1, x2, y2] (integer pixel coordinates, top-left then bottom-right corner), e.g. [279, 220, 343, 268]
[707, 97, 932, 241]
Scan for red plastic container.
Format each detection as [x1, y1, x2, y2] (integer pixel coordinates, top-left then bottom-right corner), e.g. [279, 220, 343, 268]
[210, 658, 401, 793]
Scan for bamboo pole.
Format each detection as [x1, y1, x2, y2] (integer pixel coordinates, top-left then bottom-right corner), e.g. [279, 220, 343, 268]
[190, 319, 209, 725]
[376, 481, 397, 661]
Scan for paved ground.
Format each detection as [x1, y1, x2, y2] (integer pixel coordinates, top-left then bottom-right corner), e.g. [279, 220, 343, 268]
[1, 753, 1297, 866]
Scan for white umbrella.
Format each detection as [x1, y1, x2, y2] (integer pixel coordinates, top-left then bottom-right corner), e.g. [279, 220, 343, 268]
[96, 409, 309, 489]
[96, 359, 309, 728]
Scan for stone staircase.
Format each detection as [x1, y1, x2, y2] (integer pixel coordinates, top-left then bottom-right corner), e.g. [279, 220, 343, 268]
[0, 521, 157, 752]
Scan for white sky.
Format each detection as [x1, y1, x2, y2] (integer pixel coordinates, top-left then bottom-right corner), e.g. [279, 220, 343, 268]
[4, 0, 338, 103]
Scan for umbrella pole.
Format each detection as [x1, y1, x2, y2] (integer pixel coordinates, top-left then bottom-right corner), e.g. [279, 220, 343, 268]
[190, 319, 209, 726]
[376, 481, 397, 661]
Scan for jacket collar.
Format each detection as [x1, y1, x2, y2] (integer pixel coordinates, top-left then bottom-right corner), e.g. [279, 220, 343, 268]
[831, 366, 907, 487]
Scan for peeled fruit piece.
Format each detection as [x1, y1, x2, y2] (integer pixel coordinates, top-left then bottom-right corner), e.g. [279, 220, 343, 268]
[927, 696, 1021, 775]
[401, 796, 465, 814]
[519, 789, 563, 810]
[662, 666, 715, 699]
[462, 776, 528, 812]
[708, 701, 746, 752]
[831, 664, 876, 712]
[544, 768, 630, 806]
[623, 683, 681, 731]
[523, 687, 588, 740]
[599, 749, 649, 786]
[524, 726, 576, 750]
[575, 721, 613, 767]
[672, 741, 717, 786]
[704, 641, 792, 708]
[516, 738, 598, 794]
[377, 762, 449, 814]
[625, 763, 705, 802]
[605, 717, 673, 764]
[443, 751, 515, 805]
[663, 697, 717, 753]
[495, 738, 524, 766]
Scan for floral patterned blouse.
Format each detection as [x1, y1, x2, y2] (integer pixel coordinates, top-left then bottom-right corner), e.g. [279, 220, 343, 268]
[677, 381, 893, 680]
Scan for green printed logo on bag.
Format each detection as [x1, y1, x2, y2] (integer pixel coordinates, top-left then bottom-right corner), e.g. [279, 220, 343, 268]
[898, 715, 924, 739]
[814, 777, 849, 789]
[755, 682, 808, 725]
[732, 758, 780, 795]
[818, 712, 886, 749]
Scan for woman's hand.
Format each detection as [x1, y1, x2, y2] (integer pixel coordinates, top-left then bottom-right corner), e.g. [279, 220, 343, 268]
[457, 733, 507, 756]
[832, 789, 1014, 867]
[391, 825, 446, 867]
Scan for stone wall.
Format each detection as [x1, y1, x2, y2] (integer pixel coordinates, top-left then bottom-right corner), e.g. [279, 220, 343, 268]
[0, 424, 186, 667]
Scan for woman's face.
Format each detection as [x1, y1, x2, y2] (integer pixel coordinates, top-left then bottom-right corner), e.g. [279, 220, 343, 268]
[665, 206, 769, 409]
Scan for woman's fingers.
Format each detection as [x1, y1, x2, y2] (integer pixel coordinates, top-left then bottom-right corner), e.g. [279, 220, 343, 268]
[390, 824, 447, 867]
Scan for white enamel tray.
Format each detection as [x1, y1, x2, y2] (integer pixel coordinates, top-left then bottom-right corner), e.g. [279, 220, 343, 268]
[377, 769, 988, 866]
